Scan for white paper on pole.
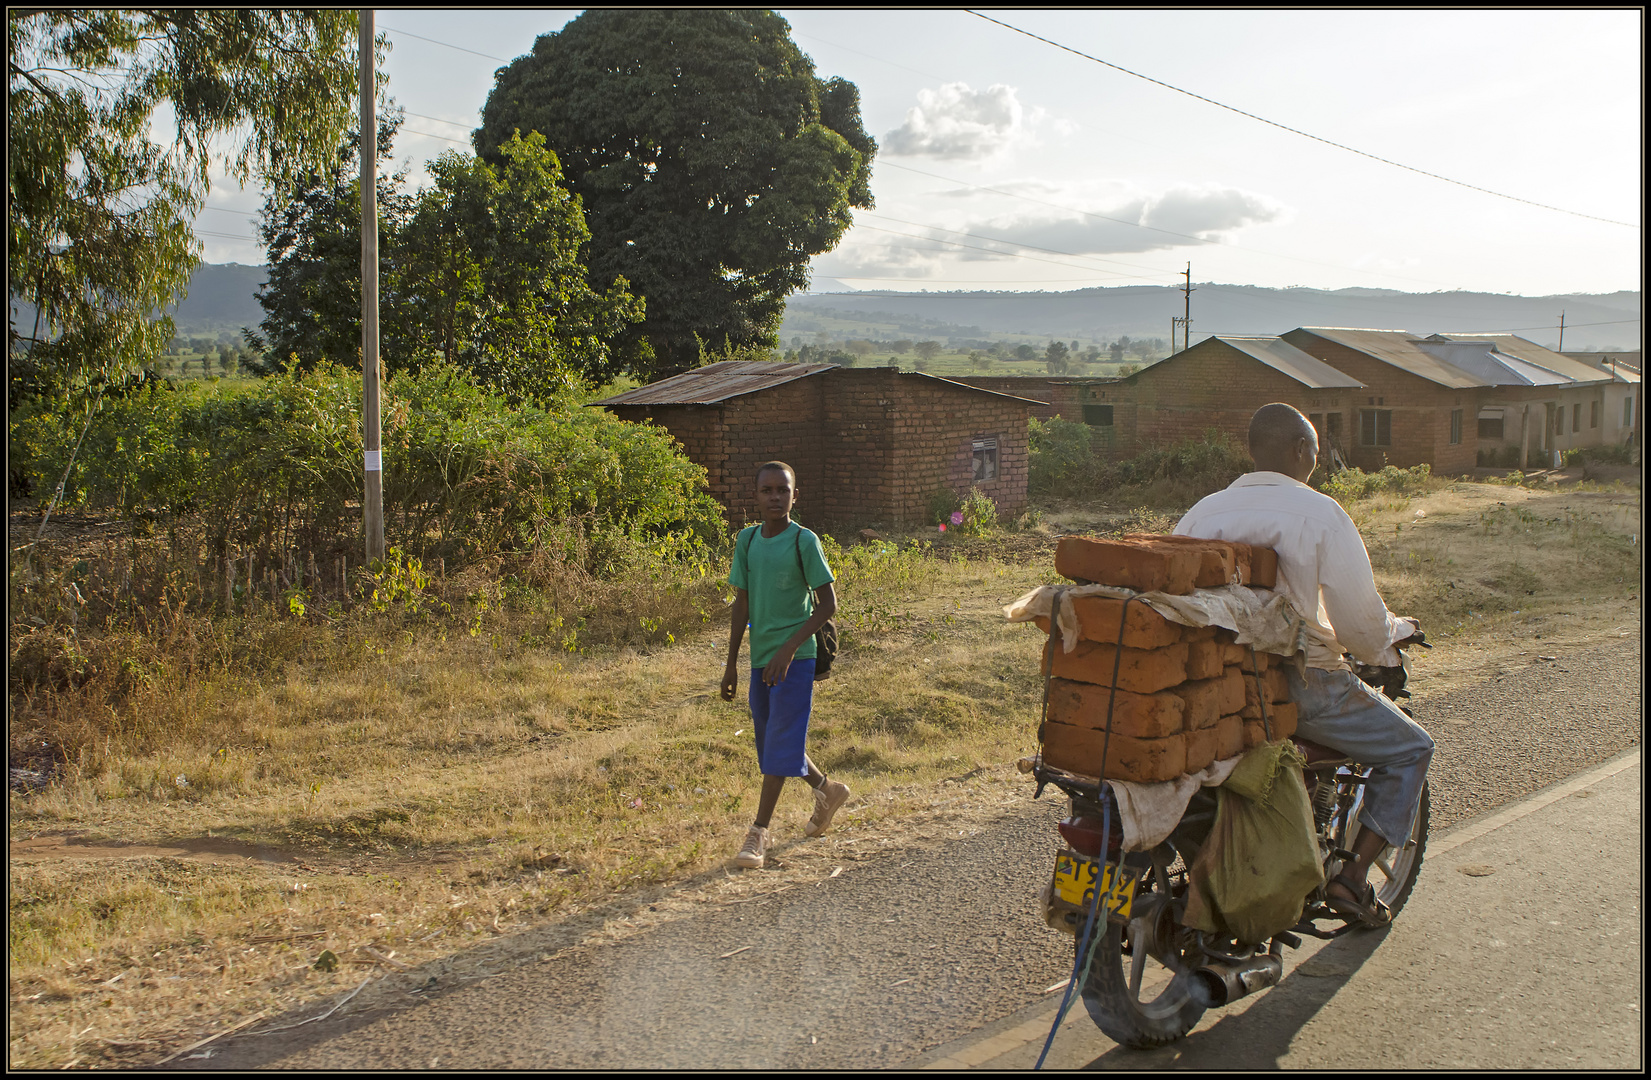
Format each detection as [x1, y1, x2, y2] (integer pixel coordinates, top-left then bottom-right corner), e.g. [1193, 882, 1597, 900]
[364, 450, 382, 472]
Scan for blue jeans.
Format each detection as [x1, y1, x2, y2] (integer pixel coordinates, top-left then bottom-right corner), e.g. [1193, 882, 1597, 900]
[1285, 666, 1435, 847]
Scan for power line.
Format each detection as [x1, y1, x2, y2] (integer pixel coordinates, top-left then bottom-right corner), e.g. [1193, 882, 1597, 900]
[968, 11, 1637, 230]
[379, 25, 509, 63]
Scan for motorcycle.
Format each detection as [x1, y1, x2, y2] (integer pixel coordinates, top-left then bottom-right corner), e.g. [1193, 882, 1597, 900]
[1026, 639, 1429, 1050]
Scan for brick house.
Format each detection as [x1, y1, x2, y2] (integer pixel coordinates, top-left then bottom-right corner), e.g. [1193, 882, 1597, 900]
[592, 361, 1042, 528]
[950, 375, 1129, 455]
[1094, 336, 1367, 468]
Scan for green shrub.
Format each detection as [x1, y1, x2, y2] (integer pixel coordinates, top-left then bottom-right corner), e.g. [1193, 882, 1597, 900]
[927, 487, 962, 525]
[957, 488, 998, 537]
[10, 363, 725, 577]
[1562, 443, 1635, 467]
[1028, 417, 1098, 495]
[1316, 463, 1433, 506]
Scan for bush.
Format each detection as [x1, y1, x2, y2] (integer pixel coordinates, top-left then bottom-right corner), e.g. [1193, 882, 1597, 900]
[927, 487, 962, 525]
[1028, 417, 1099, 496]
[1563, 443, 1636, 467]
[957, 488, 998, 537]
[1316, 463, 1433, 506]
[10, 363, 725, 577]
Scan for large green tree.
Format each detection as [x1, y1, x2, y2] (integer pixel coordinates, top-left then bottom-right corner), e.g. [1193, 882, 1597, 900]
[251, 128, 642, 404]
[7, 10, 371, 409]
[474, 9, 876, 379]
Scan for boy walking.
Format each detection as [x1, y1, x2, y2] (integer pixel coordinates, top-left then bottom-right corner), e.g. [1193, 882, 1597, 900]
[720, 461, 851, 869]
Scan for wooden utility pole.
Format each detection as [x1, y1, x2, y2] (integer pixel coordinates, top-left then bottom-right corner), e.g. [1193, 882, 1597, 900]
[1557, 310, 1566, 354]
[359, 9, 384, 563]
[1181, 263, 1195, 348]
[1170, 317, 1177, 354]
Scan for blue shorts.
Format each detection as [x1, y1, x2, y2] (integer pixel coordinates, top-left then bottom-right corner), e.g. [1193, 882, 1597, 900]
[749, 658, 815, 777]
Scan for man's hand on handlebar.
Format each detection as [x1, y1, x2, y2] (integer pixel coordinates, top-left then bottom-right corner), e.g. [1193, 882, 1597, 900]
[1395, 621, 1430, 649]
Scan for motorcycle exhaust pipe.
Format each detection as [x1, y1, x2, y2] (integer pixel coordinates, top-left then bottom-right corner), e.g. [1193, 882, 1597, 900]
[1190, 949, 1283, 1007]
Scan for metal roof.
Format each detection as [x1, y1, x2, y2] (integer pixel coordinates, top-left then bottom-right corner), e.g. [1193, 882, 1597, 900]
[1413, 339, 1571, 387]
[906, 371, 1048, 405]
[592, 361, 837, 406]
[1286, 327, 1490, 389]
[590, 361, 1049, 408]
[1208, 336, 1365, 389]
[1435, 334, 1612, 385]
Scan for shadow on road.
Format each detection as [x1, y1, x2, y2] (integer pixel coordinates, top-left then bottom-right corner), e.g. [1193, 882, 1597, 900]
[1079, 927, 1391, 1071]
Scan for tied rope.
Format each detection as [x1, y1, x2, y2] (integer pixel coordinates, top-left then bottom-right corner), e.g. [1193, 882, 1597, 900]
[1034, 593, 1140, 1070]
[1249, 645, 1273, 742]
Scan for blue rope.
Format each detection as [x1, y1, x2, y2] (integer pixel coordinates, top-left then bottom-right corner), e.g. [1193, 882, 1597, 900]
[1035, 788, 1110, 1070]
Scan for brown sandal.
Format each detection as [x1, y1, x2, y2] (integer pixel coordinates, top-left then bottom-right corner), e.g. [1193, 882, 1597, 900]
[1325, 873, 1391, 927]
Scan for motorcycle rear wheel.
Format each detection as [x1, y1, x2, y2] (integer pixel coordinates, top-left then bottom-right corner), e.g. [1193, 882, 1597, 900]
[1340, 779, 1429, 917]
[1078, 855, 1207, 1049]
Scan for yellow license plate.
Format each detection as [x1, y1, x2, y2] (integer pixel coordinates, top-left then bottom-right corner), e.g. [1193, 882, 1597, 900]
[1052, 851, 1140, 921]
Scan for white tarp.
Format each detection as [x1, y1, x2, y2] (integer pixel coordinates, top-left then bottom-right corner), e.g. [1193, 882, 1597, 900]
[1003, 581, 1311, 662]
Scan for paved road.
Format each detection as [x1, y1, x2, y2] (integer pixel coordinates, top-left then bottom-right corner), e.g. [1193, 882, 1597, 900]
[189, 639, 1641, 1070]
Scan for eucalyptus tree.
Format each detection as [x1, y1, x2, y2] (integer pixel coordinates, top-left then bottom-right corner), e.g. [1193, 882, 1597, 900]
[475, 9, 876, 379]
[8, 10, 374, 409]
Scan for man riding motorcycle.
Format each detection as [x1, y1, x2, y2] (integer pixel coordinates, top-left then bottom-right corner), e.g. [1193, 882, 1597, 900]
[1173, 403, 1434, 926]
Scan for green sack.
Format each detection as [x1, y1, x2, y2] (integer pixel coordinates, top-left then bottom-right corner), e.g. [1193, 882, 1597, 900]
[1182, 741, 1324, 945]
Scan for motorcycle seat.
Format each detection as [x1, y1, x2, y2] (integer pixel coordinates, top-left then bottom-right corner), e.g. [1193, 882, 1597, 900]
[1292, 738, 1352, 768]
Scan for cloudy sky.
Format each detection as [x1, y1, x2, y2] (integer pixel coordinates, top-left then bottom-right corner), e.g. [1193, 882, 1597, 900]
[198, 8, 1641, 301]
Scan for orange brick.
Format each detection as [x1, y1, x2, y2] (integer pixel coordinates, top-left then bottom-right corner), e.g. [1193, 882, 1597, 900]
[1031, 595, 1184, 650]
[1182, 624, 1219, 642]
[1041, 721, 1187, 783]
[1054, 536, 1201, 594]
[1123, 533, 1241, 588]
[1045, 678, 1185, 738]
[1214, 714, 1244, 760]
[1170, 667, 1244, 730]
[1240, 701, 1298, 743]
[1184, 725, 1217, 773]
[1250, 547, 1278, 589]
[1239, 666, 1292, 709]
[1185, 638, 1225, 681]
[1043, 639, 1189, 694]
[1222, 642, 1275, 669]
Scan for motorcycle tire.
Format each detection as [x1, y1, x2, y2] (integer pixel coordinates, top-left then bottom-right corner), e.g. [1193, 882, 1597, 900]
[1340, 779, 1429, 919]
[1078, 855, 1207, 1049]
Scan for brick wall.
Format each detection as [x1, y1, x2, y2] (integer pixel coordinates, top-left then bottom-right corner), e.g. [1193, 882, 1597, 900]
[1281, 331, 1480, 476]
[823, 369, 1031, 526]
[601, 369, 1032, 530]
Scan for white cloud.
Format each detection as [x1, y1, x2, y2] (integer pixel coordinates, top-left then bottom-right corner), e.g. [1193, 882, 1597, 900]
[882, 83, 1038, 160]
[962, 184, 1287, 256]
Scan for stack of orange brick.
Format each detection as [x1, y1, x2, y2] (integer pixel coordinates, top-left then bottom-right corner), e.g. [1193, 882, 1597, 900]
[1035, 534, 1295, 783]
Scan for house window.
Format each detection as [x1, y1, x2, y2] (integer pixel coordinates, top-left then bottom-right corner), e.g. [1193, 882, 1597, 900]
[1477, 413, 1504, 440]
[972, 437, 999, 481]
[1572, 403, 1582, 433]
[1082, 403, 1114, 427]
[1591, 400, 1600, 428]
[1359, 409, 1392, 447]
[1449, 409, 1462, 445]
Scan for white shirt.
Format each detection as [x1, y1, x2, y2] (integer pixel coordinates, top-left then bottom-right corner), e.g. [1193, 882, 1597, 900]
[1174, 472, 1415, 670]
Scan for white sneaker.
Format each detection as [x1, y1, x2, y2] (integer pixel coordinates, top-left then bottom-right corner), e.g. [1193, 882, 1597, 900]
[734, 825, 770, 869]
[805, 779, 851, 838]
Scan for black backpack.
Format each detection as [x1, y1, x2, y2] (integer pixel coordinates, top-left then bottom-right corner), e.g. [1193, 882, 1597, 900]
[741, 524, 838, 680]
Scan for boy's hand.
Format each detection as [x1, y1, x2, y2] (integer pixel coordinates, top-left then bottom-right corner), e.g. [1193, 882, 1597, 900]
[720, 662, 739, 702]
[762, 644, 797, 686]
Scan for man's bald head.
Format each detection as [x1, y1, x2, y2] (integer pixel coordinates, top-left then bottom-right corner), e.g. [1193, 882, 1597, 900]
[1248, 403, 1318, 481]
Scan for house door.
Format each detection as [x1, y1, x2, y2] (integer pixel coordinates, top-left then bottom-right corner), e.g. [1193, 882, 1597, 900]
[1543, 403, 1556, 451]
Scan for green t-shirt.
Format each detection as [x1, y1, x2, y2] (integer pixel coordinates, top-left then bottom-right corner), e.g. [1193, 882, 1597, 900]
[729, 521, 835, 669]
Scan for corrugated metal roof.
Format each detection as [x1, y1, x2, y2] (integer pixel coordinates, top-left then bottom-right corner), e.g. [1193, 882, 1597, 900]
[1436, 333, 1612, 384]
[1287, 327, 1490, 389]
[1210, 336, 1365, 389]
[1414, 339, 1572, 387]
[591, 361, 837, 406]
[909, 371, 1048, 405]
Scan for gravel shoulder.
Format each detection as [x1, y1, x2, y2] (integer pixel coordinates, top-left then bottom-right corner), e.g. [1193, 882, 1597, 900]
[183, 637, 1642, 1070]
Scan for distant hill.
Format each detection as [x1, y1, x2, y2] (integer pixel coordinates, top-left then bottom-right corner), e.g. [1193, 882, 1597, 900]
[7, 262, 268, 340]
[9, 264, 1639, 354]
[780, 284, 1641, 353]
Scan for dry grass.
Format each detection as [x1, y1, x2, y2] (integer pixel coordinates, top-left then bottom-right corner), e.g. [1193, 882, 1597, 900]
[8, 479, 1640, 1067]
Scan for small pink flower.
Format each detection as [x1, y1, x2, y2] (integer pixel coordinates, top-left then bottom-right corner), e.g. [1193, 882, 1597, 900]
[950, 511, 964, 525]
